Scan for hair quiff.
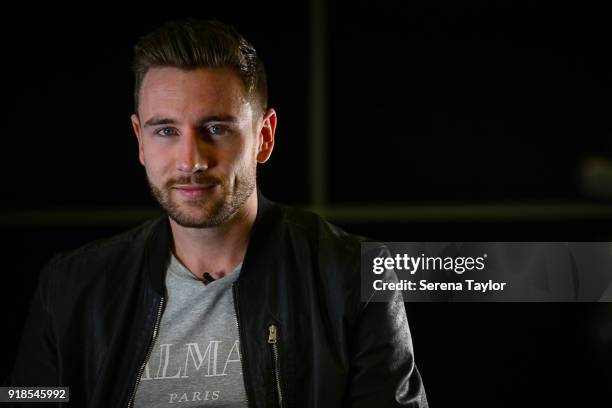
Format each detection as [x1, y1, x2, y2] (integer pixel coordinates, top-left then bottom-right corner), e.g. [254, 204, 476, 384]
[132, 19, 268, 114]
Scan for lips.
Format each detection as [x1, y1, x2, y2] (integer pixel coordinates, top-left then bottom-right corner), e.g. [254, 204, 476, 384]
[173, 184, 217, 198]
[174, 184, 215, 190]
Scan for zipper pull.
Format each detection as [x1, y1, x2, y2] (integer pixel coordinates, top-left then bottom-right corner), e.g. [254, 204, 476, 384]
[268, 324, 277, 344]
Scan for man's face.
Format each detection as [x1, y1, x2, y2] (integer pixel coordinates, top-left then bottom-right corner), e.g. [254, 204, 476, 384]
[131, 67, 275, 228]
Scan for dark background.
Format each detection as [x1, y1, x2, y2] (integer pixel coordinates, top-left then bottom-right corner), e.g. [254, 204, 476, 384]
[2, 2, 611, 407]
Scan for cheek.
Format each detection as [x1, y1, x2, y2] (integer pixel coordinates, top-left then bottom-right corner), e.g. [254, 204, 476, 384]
[234, 144, 258, 173]
[142, 145, 172, 181]
[242, 136, 259, 162]
[219, 139, 251, 168]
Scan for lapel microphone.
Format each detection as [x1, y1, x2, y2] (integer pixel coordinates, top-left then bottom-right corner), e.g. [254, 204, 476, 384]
[202, 272, 216, 285]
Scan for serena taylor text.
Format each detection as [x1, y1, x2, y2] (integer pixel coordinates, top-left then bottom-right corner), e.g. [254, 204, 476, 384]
[373, 279, 507, 293]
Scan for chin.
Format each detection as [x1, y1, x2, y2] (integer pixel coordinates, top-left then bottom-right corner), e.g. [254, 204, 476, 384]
[169, 202, 231, 228]
[170, 213, 219, 229]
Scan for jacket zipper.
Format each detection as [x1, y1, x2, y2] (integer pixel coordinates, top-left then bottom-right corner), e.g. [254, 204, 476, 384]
[268, 324, 284, 408]
[126, 295, 165, 408]
[232, 283, 252, 407]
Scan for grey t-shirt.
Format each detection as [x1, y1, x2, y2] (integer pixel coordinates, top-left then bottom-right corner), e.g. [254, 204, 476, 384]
[133, 252, 248, 407]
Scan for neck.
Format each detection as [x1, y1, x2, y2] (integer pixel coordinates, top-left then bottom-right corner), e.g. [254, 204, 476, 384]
[168, 190, 258, 281]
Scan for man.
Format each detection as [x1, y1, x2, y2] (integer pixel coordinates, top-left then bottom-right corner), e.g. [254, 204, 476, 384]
[7, 20, 427, 407]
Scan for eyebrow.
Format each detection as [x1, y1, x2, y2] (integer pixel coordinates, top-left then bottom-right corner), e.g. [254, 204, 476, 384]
[143, 115, 238, 128]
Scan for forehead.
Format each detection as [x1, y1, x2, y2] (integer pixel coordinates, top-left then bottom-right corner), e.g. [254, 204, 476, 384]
[138, 66, 251, 119]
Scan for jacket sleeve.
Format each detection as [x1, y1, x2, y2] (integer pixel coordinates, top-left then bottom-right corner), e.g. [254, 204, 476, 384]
[4, 254, 61, 387]
[347, 246, 428, 407]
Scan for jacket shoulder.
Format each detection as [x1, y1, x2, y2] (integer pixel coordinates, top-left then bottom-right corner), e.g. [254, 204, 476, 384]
[43, 217, 164, 278]
[277, 205, 367, 288]
[279, 204, 365, 251]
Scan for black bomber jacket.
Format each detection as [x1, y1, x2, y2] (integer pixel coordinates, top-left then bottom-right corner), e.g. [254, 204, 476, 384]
[7, 192, 428, 407]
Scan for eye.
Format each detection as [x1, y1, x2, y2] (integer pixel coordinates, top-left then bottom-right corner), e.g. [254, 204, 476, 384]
[156, 127, 178, 137]
[207, 124, 227, 136]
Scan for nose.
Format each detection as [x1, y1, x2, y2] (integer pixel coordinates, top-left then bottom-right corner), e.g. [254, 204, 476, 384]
[177, 129, 208, 173]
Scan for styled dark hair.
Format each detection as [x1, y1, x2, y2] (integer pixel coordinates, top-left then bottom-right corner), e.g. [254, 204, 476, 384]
[132, 19, 267, 114]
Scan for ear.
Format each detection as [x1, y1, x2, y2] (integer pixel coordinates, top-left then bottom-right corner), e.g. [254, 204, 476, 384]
[131, 113, 145, 166]
[256, 108, 277, 163]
